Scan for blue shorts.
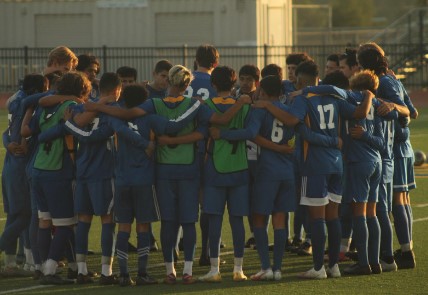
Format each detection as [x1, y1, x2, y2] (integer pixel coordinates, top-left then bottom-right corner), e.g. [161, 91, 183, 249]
[300, 174, 342, 206]
[253, 180, 296, 215]
[393, 157, 416, 192]
[156, 179, 199, 223]
[33, 178, 76, 226]
[343, 161, 381, 203]
[114, 185, 160, 224]
[75, 179, 114, 216]
[377, 182, 393, 212]
[2, 159, 31, 215]
[203, 184, 249, 216]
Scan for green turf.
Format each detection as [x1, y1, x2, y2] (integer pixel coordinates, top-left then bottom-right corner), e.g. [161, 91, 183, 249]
[0, 108, 427, 295]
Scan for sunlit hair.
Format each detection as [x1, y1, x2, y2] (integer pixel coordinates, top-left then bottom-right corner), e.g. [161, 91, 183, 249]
[357, 48, 388, 76]
[357, 42, 385, 57]
[168, 65, 192, 88]
[349, 70, 379, 93]
[47, 46, 78, 69]
[56, 71, 91, 100]
[211, 66, 237, 92]
[286, 52, 313, 66]
[196, 44, 219, 69]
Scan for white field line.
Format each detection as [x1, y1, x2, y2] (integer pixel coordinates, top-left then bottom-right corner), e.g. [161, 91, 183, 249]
[0, 285, 53, 295]
[413, 203, 428, 208]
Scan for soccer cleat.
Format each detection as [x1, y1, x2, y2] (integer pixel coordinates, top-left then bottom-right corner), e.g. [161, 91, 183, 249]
[233, 271, 247, 282]
[370, 263, 382, 275]
[163, 273, 177, 285]
[297, 242, 312, 256]
[119, 275, 135, 287]
[298, 266, 327, 279]
[343, 263, 372, 275]
[250, 269, 273, 281]
[198, 270, 222, 282]
[182, 273, 197, 284]
[99, 274, 120, 285]
[273, 270, 282, 281]
[136, 273, 158, 285]
[287, 238, 301, 252]
[77, 273, 94, 284]
[40, 274, 75, 285]
[326, 264, 341, 278]
[380, 259, 398, 272]
[395, 250, 416, 269]
[345, 251, 359, 262]
[338, 252, 351, 262]
[67, 268, 98, 280]
[245, 237, 256, 248]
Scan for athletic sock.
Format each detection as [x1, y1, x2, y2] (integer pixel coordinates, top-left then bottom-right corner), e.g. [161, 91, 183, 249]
[200, 212, 210, 258]
[392, 204, 411, 250]
[233, 257, 243, 273]
[273, 228, 286, 271]
[311, 218, 326, 271]
[137, 231, 150, 276]
[326, 218, 341, 267]
[253, 227, 270, 270]
[37, 228, 51, 263]
[48, 226, 73, 262]
[404, 204, 413, 245]
[377, 210, 393, 257]
[210, 257, 220, 273]
[101, 223, 115, 257]
[367, 216, 381, 265]
[64, 230, 76, 264]
[160, 220, 178, 263]
[353, 216, 369, 266]
[182, 223, 196, 262]
[75, 221, 91, 255]
[208, 214, 223, 258]
[229, 215, 245, 258]
[29, 214, 41, 265]
[340, 203, 353, 252]
[183, 261, 193, 276]
[116, 231, 130, 276]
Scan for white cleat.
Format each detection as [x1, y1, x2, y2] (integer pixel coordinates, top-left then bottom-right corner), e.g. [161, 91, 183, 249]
[298, 266, 327, 279]
[326, 264, 341, 278]
[380, 260, 398, 272]
[198, 270, 222, 282]
[250, 268, 274, 281]
[273, 270, 282, 281]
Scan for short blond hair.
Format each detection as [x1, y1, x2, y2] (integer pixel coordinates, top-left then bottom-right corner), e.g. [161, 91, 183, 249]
[357, 42, 385, 57]
[349, 70, 379, 93]
[168, 65, 192, 88]
[47, 46, 78, 69]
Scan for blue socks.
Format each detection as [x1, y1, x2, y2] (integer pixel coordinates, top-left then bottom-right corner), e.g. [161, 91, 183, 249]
[75, 221, 91, 255]
[404, 204, 413, 242]
[326, 218, 341, 267]
[377, 210, 393, 257]
[392, 205, 410, 246]
[367, 216, 380, 265]
[48, 226, 73, 262]
[160, 220, 178, 263]
[137, 232, 150, 275]
[116, 231, 130, 276]
[208, 214, 223, 258]
[37, 228, 51, 263]
[229, 215, 245, 258]
[253, 227, 270, 270]
[101, 223, 115, 257]
[353, 216, 369, 266]
[182, 223, 196, 262]
[273, 229, 286, 271]
[311, 218, 326, 271]
[200, 212, 209, 258]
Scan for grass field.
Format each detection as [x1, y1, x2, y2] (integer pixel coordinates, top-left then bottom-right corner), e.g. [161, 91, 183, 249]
[0, 108, 427, 295]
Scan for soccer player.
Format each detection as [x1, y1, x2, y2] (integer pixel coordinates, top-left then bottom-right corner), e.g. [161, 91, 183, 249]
[253, 60, 374, 279]
[282, 53, 312, 102]
[146, 59, 173, 99]
[61, 73, 120, 284]
[358, 47, 416, 269]
[116, 66, 138, 87]
[339, 48, 360, 79]
[32, 72, 90, 285]
[197, 66, 251, 282]
[325, 53, 341, 76]
[76, 54, 101, 100]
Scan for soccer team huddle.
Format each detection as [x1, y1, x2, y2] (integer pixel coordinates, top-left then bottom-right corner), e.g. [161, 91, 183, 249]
[0, 42, 417, 287]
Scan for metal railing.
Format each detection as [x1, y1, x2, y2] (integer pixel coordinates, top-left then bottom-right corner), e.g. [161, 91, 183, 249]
[0, 43, 427, 92]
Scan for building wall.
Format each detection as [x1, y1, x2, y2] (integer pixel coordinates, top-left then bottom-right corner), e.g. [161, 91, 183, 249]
[0, 0, 292, 47]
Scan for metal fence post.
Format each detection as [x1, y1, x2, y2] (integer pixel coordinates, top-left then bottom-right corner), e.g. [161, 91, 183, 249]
[183, 44, 188, 67]
[24, 46, 29, 75]
[264, 43, 268, 67]
[102, 45, 108, 72]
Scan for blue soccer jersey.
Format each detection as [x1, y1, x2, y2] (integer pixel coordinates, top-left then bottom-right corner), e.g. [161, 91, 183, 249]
[184, 71, 217, 100]
[288, 93, 356, 175]
[146, 84, 167, 100]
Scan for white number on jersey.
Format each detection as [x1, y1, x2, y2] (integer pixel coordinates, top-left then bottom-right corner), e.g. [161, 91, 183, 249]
[386, 121, 394, 149]
[128, 122, 139, 134]
[317, 104, 335, 130]
[185, 86, 210, 100]
[90, 117, 100, 131]
[271, 118, 284, 143]
[366, 105, 374, 121]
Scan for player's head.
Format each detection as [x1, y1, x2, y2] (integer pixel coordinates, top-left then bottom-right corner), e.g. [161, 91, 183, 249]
[211, 66, 237, 92]
[321, 70, 350, 89]
[168, 65, 192, 91]
[122, 84, 148, 108]
[349, 70, 379, 93]
[286, 52, 312, 83]
[47, 46, 78, 72]
[357, 48, 388, 76]
[116, 66, 138, 86]
[44, 71, 63, 90]
[295, 60, 319, 89]
[358, 42, 385, 57]
[99, 72, 122, 101]
[238, 64, 260, 94]
[23, 73, 48, 95]
[261, 64, 283, 80]
[152, 59, 173, 91]
[56, 71, 91, 101]
[259, 75, 282, 100]
[325, 53, 340, 75]
[76, 54, 100, 82]
[339, 48, 359, 79]
[195, 44, 219, 70]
